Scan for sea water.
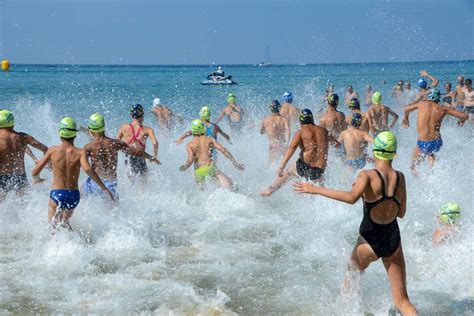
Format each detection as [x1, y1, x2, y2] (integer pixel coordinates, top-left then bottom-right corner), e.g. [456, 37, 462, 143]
[0, 61, 473, 314]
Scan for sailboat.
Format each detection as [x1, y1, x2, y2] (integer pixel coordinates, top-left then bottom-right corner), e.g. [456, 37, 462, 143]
[257, 46, 272, 67]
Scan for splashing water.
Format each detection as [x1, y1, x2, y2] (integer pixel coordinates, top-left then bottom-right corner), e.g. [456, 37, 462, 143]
[0, 62, 473, 314]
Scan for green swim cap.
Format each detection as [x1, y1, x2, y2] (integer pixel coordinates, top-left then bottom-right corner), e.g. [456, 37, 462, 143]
[191, 119, 205, 135]
[59, 117, 78, 139]
[0, 109, 14, 128]
[373, 131, 397, 160]
[88, 113, 105, 133]
[199, 106, 211, 121]
[372, 91, 382, 105]
[438, 203, 461, 225]
[227, 93, 236, 103]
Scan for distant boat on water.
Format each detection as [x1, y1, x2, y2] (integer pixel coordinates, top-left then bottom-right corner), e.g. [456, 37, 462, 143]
[257, 46, 272, 67]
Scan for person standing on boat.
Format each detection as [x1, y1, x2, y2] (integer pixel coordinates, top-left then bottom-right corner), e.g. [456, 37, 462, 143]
[116, 104, 159, 183]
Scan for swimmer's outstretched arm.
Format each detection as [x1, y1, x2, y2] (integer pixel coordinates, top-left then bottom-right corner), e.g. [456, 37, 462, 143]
[216, 124, 231, 143]
[387, 107, 399, 128]
[32, 148, 52, 183]
[115, 141, 161, 164]
[148, 128, 159, 159]
[401, 103, 419, 128]
[179, 144, 194, 171]
[25, 146, 39, 164]
[293, 171, 369, 204]
[175, 130, 192, 145]
[277, 131, 301, 176]
[445, 107, 469, 125]
[215, 109, 226, 124]
[213, 140, 244, 170]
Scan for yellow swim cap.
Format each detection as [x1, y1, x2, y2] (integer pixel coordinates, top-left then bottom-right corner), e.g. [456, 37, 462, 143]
[59, 117, 78, 139]
[88, 113, 105, 133]
[373, 131, 397, 160]
[372, 91, 382, 105]
[438, 203, 461, 225]
[0, 109, 14, 128]
[199, 106, 211, 121]
[227, 93, 236, 103]
[191, 119, 205, 135]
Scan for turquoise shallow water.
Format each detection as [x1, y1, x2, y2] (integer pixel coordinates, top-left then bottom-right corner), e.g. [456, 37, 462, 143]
[0, 61, 473, 314]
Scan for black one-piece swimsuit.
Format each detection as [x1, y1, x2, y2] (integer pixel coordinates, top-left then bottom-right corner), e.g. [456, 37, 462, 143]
[359, 170, 401, 258]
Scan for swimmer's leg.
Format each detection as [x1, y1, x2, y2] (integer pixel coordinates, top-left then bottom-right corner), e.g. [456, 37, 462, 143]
[342, 236, 378, 297]
[410, 146, 423, 176]
[427, 154, 436, 168]
[382, 245, 418, 316]
[259, 161, 297, 197]
[214, 170, 236, 192]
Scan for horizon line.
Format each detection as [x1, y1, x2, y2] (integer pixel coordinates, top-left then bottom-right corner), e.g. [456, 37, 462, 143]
[5, 59, 474, 67]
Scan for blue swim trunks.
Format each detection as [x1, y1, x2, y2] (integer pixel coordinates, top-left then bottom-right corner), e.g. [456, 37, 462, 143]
[417, 139, 443, 155]
[82, 177, 118, 200]
[346, 156, 367, 170]
[50, 190, 81, 210]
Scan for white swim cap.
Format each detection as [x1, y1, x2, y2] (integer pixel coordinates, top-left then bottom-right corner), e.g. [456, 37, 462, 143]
[153, 98, 161, 107]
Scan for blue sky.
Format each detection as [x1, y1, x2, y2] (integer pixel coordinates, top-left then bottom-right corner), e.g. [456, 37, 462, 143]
[0, 0, 472, 64]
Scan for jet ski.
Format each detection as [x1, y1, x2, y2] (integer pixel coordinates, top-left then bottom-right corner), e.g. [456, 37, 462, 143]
[201, 75, 237, 85]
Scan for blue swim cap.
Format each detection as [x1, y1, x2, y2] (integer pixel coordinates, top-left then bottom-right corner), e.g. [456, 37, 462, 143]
[327, 93, 339, 107]
[417, 78, 428, 89]
[299, 109, 314, 125]
[427, 87, 441, 103]
[282, 92, 293, 103]
[349, 97, 360, 110]
[130, 104, 144, 119]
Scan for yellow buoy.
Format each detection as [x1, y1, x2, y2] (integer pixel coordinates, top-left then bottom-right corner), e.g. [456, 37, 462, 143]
[2, 59, 10, 71]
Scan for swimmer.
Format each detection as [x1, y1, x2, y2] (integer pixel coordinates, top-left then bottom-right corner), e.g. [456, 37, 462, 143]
[391, 80, 404, 99]
[260, 100, 290, 163]
[216, 93, 244, 133]
[82, 113, 160, 201]
[454, 75, 465, 107]
[175, 105, 231, 145]
[0, 110, 49, 201]
[117, 104, 159, 183]
[319, 93, 347, 147]
[440, 82, 455, 108]
[344, 85, 360, 107]
[279, 92, 300, 131]
[260, 109, 328, 197]
[179, 119, 244, 191]
[338, 113, 374, 171]
[364, 84, 374, 106]
[345, 97, 371, 132]
[293, 131, 418, 316]
[402, 88, 468, 174]
[432, 203, 461, 245]
[367, 92, 399, 137]
[404, 70, 439, 106]
[461, 78, 474, 116]
[32, 117, 114, 230]
[404, 82, 416, 101]
[151, 98, 180, 134]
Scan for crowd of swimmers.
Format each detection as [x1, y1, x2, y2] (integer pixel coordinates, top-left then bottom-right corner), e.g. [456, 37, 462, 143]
[1, 70, 472, 316]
